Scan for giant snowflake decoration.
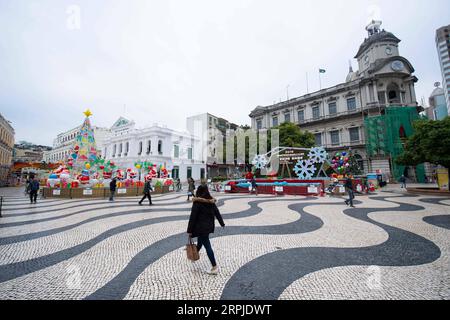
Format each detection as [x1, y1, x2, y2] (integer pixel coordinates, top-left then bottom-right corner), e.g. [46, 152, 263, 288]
[252, 154, 268, 169]
[308, 147, 327, 164]
[293, 159, 317, 179]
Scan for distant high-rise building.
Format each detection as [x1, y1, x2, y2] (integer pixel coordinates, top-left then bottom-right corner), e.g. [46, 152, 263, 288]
[427, 83, 448, 120]
[435, 25, 450, 116]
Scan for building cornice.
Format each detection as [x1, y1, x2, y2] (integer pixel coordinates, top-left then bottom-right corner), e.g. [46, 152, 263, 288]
[249, 80, 361, 118]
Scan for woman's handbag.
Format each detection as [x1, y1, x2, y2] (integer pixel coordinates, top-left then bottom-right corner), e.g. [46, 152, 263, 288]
[186, 236, 200, 261]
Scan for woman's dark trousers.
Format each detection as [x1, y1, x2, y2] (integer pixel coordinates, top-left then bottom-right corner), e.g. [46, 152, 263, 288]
[29, 191, 38, 203]
[196, 235, 217, 267]
[139, 192, 152, 205]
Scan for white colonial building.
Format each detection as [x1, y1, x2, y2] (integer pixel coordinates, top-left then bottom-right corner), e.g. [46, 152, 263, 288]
[249, 21, 421, 177]
[102, 117, 205, 182]
[43, 125, 110, 163]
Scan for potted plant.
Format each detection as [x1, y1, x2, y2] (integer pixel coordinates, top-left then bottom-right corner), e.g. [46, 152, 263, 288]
[154, 180, 163, 194]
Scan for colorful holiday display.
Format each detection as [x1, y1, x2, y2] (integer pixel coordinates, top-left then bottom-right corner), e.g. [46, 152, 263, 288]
[45, 110, 174, 194]
[225, 146, 366, 195]
[330, 152, 350, 175]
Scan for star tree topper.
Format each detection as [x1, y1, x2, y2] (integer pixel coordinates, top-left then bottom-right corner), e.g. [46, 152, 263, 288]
[83, 109, 93, 118]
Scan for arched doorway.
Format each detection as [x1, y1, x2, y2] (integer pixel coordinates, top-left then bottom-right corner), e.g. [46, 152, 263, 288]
[172, 166, 179, 179]
[387, 83, 401, 104]
[354, 154, 364, 173]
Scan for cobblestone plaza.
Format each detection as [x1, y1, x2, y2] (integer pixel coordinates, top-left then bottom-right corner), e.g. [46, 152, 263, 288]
[0, 188, 449, 300]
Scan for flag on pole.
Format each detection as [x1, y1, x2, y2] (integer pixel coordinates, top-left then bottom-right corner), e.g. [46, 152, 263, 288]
[319, 69, 326, 73]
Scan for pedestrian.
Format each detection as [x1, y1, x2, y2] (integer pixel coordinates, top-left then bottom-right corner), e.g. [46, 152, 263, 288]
[176, 178, 182, 192]
[187, 184, 225, 275]
[139, 177, 153, 205]
[344, 176, 355, 207]
[29, 177, 40, 204]
[250, 176, 258, 195]
[109, 177, 117, 201]
[24, 176, 32, 195]
[399, 175, 406, 189]
[187, 177, 195, 201]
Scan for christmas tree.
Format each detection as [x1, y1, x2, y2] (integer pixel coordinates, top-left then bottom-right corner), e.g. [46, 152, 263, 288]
[346, 150, 362, 176]
[67, 109, 98, 174]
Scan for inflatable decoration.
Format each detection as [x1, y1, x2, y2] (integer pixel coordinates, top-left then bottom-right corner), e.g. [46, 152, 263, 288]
[129, 171, 137, 179]
[148, 165, 158, 179]
[103, 171, 112, 179]
[115, 169, 124, 180]
[331, 152, 350, 174]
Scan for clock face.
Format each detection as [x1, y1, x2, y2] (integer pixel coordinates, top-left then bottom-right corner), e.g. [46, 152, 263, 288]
[391, 60, 404, 71]
[385, 47, 392, 55]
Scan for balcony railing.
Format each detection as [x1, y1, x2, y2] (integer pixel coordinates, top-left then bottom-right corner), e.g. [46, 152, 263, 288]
[318, 139, 365, 149]
[296, 102, 419, 126]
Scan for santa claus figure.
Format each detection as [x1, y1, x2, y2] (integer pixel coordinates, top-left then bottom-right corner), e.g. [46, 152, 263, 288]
[148, 165, 158, 179]
[103, 171, 112, 179]
[115, 169, 124, 180]
[78, 169, 90, 185]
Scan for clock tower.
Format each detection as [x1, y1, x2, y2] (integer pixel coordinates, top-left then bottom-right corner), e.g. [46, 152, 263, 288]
[353, 20, 418, 107]
[355, 20, 401, 72]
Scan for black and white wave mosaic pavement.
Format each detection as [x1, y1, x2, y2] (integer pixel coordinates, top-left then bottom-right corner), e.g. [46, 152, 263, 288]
[0, 190, 449, 300]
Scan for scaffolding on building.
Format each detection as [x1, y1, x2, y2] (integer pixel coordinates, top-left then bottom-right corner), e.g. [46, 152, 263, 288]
[364, 106, 425, 182]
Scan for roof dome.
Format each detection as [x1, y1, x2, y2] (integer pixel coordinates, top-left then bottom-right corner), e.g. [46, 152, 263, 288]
[430, 87, 444, 97]
[346, 71, 357, 82]
[355, 30, 401, 58]
[345, 64, 357, 82]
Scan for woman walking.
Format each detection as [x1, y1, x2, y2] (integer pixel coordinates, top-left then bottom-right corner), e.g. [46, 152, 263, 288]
[139, 177, 153, 205]
[187, 185, 225, 275]
[187, 177, 195, 201]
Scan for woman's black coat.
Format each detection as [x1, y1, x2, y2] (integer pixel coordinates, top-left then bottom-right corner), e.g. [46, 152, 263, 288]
[187, 197, 225, 237]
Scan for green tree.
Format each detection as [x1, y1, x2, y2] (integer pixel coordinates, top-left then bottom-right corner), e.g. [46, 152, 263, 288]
[396, 117, 450, 190]
[271, 122, 315, 148]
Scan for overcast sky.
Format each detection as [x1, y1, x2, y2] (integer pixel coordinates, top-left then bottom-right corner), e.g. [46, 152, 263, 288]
[1, 0, 449, 146]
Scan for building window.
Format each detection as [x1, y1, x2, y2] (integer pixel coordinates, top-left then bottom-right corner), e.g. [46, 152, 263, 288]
[314, 133, 322, 146]
[272, 116, 278, 127]
[330, 130, 340, 145]
[187, 166, 192, 179]
[200, 168, 205, 180]
[125, 142, 129, 156]
[256, 119, 262, 130]
[378, 92, 386, 104]
[188, 147, 193, 160]
[172, 166, 179, 179]
[113, 144, 116, 157]
[158, 140, 163, 155]
[284, 113, 290, 123]
[298, 110, 305, 123]
[138, 141, 142, 155]
[312, 106, 320, 119]
[147, 141, 151, 154]
[118, 143, 122, 156]
[369, 84, 375, 102]
[354, 154, 364, 172]
[349, 127, 360, 142]
[328, 102, 337, 115]
[174, 145, 179, 158]
[347, 97, 357, 111]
